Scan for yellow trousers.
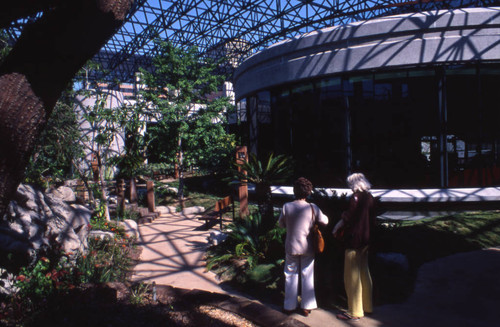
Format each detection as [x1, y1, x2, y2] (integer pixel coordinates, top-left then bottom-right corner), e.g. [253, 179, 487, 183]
[344, 246, 373, 317]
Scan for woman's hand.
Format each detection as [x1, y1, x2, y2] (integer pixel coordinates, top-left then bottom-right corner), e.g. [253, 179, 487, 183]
[332, 219, 344, 236]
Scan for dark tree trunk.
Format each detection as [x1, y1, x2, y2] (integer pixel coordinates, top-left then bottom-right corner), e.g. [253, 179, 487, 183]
[0, 0, 133, 217]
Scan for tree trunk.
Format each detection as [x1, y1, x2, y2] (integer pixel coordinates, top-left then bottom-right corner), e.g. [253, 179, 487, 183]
[97, 152, 111, 221]
[0, 0, 133, 217]
[177, 135, 185, 208]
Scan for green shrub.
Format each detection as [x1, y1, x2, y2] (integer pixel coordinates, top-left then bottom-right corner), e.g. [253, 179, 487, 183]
[76, 236, 134, 284]
[15, 253, 79, 304]
[206, 212, 285, 288]
[116, 207, 141, 222]
[129, 282, 150, 305]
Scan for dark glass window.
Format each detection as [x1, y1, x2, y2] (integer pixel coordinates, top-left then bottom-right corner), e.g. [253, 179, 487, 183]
[446, 65, 500, 186]
[240, 64, 500, 188]
[316, 77, 347, 185]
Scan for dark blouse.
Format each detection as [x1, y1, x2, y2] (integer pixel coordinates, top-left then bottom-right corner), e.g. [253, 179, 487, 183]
[341, 191, 376, 249]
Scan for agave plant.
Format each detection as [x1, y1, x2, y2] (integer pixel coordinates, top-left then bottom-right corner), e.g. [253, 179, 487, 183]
[230, 152, 293, 230]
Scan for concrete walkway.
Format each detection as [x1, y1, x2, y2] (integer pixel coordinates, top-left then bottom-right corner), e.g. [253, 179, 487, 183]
[132, 207, 224, 293]
[132, 208, 500, 327]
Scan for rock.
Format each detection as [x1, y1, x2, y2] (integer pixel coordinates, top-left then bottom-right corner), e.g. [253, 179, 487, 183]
[0, 184, 91, 266]
[63, 179, 80, 187]
[158, 185, 178, 195]
[0, 268, 16, 296]
[118, 219, 139, 239]
[137, 217, 153, 224]
[182, 206, 205, 215]
[207, 231, 228, 246]
[47, 185, 76, 202]
[156, 206, 177, 214]
[88, 230, 115, 240]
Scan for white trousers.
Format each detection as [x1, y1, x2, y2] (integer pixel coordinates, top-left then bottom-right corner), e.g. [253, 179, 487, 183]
[284, 253, 317, 310]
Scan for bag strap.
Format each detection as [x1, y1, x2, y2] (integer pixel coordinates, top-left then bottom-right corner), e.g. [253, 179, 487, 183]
[310, 204, 316, 225]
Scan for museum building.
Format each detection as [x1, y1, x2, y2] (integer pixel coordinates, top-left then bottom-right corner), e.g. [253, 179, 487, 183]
[233, 7, 500, 190]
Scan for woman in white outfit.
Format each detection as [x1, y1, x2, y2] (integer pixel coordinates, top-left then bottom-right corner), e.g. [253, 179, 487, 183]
[278, 177, 329, 316]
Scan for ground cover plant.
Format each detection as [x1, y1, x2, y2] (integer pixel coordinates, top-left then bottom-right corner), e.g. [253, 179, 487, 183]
[0, 213, 139, 326]
[369, 210, 500, 304]
[155, 179, 221, 210]
[206, 212, 286, 304]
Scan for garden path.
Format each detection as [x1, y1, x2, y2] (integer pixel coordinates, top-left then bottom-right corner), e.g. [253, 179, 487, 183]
[131, 207, 229, 293]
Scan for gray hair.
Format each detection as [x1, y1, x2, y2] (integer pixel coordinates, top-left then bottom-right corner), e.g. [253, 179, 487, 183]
[347, 173, 371, 192]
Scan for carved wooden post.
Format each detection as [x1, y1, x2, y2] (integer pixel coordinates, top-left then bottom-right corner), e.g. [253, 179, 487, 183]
[236, 146, 249, 217]
[116, 178, 125, 216]
[129, 177, 137, 205]
[147, 180, 155, 213]
[91, 153, 99, 182]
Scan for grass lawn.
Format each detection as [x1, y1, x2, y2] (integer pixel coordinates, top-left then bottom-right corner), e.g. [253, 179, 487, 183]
[376, 210, 500, 266]
[365, 210, 500, 304]
[154, 175, 258, 218]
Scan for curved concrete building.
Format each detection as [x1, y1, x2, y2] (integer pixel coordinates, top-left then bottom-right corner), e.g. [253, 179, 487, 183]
[234, 8, 500, 189]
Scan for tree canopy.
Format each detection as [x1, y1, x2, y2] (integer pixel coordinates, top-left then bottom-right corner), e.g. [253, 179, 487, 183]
[138, 40, 236, 197]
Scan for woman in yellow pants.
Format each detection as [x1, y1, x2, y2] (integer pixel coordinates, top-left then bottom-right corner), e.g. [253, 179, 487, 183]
[333, 173, 376, 321]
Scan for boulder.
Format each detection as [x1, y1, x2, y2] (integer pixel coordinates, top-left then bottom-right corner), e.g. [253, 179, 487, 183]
[207, 231, 228, 246]
[182, 206, 205, 215]
[0, 184, 91, 267]
[88, 230, 115, 240]
[118, 219, 139, 239]
[156, 206, 177, 214]
[47, 185, 76, 202]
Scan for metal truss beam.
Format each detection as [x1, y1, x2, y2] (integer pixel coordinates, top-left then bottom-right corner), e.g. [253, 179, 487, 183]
[6, 0, 500, 82]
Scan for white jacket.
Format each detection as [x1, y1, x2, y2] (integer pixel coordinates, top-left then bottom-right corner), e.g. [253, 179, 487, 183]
[278, 200, 329, 255]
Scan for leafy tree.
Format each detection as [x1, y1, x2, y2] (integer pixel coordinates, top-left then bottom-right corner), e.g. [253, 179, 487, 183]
[77, 88, 122, 220]
[0, 30, 11, 64]
[24, 90, 83, 187]
[139, 40, 235, 201]
[111, 101, 148, 179]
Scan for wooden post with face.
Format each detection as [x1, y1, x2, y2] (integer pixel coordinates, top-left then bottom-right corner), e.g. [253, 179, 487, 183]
[129, 177, 138, 205]
[236, 146, 249, 217]
[116, 178, 125, 215]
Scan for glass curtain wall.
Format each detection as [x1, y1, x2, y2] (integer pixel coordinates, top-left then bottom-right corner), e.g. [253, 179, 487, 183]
[446, 65, 500, 187]
[238, 64, 500, 188]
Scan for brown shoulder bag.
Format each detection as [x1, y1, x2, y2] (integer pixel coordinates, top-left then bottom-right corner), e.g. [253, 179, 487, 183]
[310, 204, 325, 253]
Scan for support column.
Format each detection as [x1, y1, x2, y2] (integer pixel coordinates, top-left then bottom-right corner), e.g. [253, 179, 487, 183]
[248, 95, 258, 155]
[437, 67, 448, 188]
